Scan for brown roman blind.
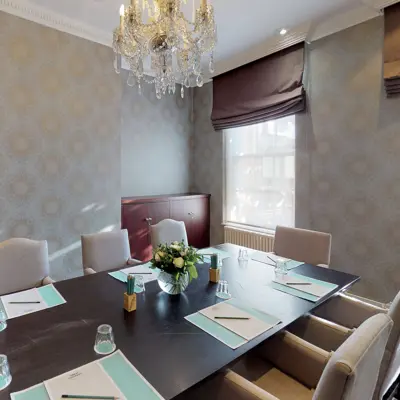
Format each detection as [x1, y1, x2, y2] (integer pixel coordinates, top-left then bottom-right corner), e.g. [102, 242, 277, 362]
[384, 2, 400, 97]
[211, 43, 306, 130]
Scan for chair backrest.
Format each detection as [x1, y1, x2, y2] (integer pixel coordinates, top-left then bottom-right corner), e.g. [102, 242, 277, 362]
[0, 238, 50, 295]
[376, 291, 400, 399]
[313, 313, 393, 400]
[273, 226, 332, 266]
[81, 229, 131, 273]
[150, 219, 188, 248]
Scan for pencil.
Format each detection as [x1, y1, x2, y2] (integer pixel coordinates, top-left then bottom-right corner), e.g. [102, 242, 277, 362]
[128, 272, 152, 275]
[8, 301, 41, 304]
[61, 395, 119, 400]
[214, 316, 250, 320]
[285, 283, 312, 286]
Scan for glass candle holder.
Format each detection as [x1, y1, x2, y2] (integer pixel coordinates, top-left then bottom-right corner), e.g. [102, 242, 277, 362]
[0, 355, 12, 391]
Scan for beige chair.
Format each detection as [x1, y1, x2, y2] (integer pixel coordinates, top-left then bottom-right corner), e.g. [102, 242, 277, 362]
[81, 229, 139, 275]
[0, 238, 53, 295]
[273, 226, 332, 267]
[302, 291, 400, 399]
[150, 219, 188, 248]
[187, 313, 393, 400]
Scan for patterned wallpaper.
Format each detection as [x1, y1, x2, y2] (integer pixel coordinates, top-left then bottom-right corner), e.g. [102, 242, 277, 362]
[193, 18, 400, 302]
[192, 84, 224, 245]
[0, 11, 192, 281]
[120, 76, 193, 197]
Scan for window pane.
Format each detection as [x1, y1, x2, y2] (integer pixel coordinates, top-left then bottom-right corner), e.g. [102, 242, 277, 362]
[224, 115, 295, 231]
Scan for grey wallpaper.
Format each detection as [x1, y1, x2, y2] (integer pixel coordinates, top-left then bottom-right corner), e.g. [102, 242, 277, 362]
[192, 84, 224, 245]
[0, 11, 192, 280]
[120, 76, 193, 197]
[193, 18, 400, 302]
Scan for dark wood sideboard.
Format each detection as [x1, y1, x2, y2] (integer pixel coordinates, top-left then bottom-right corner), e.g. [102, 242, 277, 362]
[121, 193, 211, 261]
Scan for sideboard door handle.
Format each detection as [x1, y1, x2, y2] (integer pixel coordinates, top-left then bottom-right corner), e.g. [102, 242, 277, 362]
[145, 217, 153, 226]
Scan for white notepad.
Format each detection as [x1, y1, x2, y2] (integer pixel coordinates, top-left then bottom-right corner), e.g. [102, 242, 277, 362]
[2, 288, 47, 319]
[199, 302, 275, 341]
[121, 263, 158, 284]
[273, 274, 334, 298]
[44, 360, 125, 400]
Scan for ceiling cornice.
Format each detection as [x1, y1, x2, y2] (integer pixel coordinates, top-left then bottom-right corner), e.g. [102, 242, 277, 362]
[214, 21, 311, 76]
[0, 0, 111, 46]
[365, 0, 400, 9]
[1, 0, 400, 78]
[214, 0, 400, 77]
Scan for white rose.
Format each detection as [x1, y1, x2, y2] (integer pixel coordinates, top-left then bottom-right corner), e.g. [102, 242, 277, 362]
[155, 251, 164, 262]
[170, 244, 181, 251]
[172, 241, 180, 245]
[180, 249, 188, 257]
[173, 257, 184, 268]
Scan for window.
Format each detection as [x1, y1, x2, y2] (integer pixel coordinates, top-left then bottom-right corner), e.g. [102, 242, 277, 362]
[224, 115, 295, 232]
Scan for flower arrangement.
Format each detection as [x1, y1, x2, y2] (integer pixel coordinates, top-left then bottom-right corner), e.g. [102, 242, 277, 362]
[150, 241, 203, 282]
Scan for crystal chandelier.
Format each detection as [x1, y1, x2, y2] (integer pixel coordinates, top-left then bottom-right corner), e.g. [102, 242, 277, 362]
[112, 0, 217, 99]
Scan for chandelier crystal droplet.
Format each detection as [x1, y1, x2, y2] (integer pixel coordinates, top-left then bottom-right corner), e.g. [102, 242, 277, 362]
[113, 0, 217, 99]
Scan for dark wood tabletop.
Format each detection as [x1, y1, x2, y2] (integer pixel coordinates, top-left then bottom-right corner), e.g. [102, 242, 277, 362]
[0, 243, 360, 400]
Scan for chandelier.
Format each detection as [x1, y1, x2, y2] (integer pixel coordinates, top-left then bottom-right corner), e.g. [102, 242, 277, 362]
[112, 0, 217, 99]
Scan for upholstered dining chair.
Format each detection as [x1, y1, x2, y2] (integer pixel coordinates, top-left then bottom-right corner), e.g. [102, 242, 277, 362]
[0, 238, 53, 295]
[81, 229, 140, 275]
[186, 313, 393, 400]
[150, 219, 188, 248]
[297, 290, 400, 400]
[273, 226, 332, 267]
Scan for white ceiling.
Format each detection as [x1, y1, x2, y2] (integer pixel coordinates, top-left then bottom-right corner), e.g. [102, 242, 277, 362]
[1, 0, 399, 75]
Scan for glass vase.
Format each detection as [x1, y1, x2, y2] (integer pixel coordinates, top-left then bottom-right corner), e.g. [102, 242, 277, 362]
[157, 271, 190, 295]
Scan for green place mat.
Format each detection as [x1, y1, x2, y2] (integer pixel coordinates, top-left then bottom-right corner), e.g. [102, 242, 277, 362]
[185, 312, 247, 349]
[251, 252, 303, 270]
[198, 247, 231, 262]
[0, 285, 65, 320]
[185, 299, 280, 349]
[270, 272, 338, 302]
[11, 351, 163, 400]
[100, 351, 163, 400]
[284, 260, 304, 270]
[108, 271, 150, 293]
[37, 285, 66, 308]
[11, 383, 50, 400]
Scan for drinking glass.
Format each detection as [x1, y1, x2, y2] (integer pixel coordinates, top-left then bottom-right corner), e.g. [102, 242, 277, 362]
[0, 355, 12, 391]
[216, 280, 231, 299]
[238, 249, 249, 262]
[94, 324, 116, 355]
[135, 275, 145, 293]
[0, 309, 6, 332]
[275, 259, 288, 278]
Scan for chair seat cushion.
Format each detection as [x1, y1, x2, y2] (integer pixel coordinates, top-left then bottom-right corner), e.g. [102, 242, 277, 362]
[255, 367, 313, 400]
[232, 353, 313, 400]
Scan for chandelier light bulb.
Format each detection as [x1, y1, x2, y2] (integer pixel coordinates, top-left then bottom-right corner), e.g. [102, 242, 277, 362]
[279, 28, 287, 36]
[112, 0, 217, 99]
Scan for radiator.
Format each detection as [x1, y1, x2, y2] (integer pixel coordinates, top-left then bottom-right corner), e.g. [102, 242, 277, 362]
[224, 227, 274, 252]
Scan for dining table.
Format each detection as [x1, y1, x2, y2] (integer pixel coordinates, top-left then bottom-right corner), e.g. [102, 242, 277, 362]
[0, 243, 360, 400]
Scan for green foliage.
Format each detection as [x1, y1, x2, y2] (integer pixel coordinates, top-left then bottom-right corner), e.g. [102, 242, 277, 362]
[150, 240, 203, 282]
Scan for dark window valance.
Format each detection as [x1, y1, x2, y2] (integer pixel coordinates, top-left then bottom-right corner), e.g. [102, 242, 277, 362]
[384, 3, 400, 97]
[211, 43, 306, 131]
